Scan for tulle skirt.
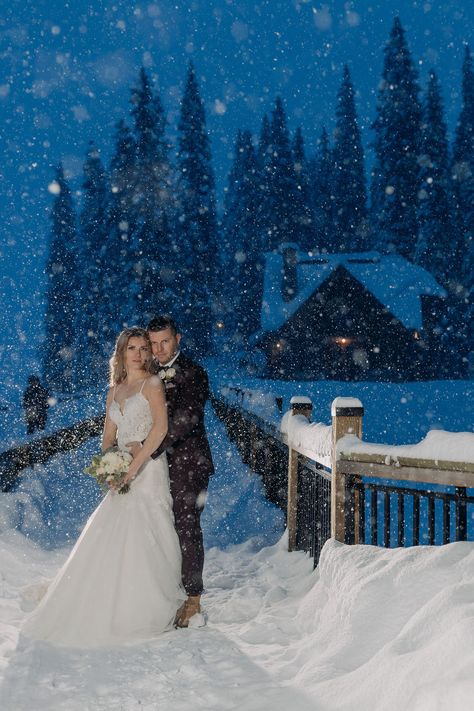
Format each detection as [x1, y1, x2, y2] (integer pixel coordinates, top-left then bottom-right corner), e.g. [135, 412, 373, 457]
[23, 454, 185, 648]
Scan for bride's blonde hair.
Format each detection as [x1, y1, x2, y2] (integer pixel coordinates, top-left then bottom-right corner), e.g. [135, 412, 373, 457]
[109, 327, 152, 385]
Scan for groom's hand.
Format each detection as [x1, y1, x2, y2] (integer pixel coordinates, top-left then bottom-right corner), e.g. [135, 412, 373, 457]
[126, 441, 142, 459]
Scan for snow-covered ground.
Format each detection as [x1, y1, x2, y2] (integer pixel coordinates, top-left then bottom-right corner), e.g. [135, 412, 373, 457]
[1, 386, 474, 709]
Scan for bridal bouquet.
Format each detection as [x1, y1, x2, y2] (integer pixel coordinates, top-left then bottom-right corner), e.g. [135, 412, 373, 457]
[85, 446, 133, 494]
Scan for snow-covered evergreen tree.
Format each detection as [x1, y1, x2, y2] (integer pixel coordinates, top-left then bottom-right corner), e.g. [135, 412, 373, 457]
[371, 17, 422, 260]
[176, 62, 218, 356]
[222, 130, 264, 341]
[42, 165, 80, 393]
[414, 71, 453, 285]
[102, 120, 137, 343]
[221, 129, 246, 333]
[291, 126, 315, 252]
[130, 68, 173, 324]
[452, 45, 474, 373]
[452, 45, 474, 292]
[74, 142, 109, 390]
[307, 127, 334, 253]
[262, 97, 312, 252]
[256, 114, 273, 252]
[331, 65, 368, 252]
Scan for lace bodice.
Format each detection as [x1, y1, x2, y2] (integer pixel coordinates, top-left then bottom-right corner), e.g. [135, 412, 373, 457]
[109, 392, 154, 449]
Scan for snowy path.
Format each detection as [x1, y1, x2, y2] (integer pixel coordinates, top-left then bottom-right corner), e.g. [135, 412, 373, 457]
[2, 404, 474, 709]
[1, 540, 316, 711]
[0, 406, 316, 710]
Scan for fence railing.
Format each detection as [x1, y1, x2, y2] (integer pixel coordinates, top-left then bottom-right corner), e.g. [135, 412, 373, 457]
[212, 387, 474, 566]
[0, 415, 105, 492]
[336, 456, 474, 547]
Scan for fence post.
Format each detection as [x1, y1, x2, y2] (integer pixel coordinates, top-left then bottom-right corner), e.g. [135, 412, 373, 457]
[331, 397, 364, 543]
[287, 396, 313, 552]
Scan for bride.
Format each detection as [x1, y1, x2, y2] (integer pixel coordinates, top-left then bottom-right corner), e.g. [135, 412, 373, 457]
[23, 327, 185, 647]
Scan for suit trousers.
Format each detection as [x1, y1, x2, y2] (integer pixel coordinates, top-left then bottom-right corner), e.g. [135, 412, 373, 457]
[169, 473, 208, 597]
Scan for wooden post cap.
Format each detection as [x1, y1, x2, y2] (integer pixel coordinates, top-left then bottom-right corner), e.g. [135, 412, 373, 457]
[331, 397, 364, 417]
[290, 396, 312, 413]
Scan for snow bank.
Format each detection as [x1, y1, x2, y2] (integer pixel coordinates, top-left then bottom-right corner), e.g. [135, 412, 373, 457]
[208, 537, 474, 711]
[291, 539, 474, 710]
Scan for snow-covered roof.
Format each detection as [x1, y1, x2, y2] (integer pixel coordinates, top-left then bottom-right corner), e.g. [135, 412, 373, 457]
[258, 249, 446, 336]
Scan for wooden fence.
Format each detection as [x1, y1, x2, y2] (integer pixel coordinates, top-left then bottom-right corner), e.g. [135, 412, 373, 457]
[3, 388, 473, 565]
[0, 415, 105, 492]
[213, 388, 474, 566]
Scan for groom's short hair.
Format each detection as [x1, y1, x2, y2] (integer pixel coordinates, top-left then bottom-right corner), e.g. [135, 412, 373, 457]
[147, 315, 179, 335]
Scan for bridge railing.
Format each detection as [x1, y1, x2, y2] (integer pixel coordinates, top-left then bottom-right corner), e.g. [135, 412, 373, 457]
[0, 415, 104, 492]
[212, 386, 474, 566]
[336, 449, 474, 547]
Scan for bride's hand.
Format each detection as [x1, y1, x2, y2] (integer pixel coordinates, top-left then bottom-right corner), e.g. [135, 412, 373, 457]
[123, 460, 140, 486]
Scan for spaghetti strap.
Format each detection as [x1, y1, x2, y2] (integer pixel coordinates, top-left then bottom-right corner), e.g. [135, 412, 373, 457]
[139, 378, 147, 393]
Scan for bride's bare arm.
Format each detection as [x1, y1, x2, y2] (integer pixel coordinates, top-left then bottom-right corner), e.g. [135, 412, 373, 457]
[102, 389, 118, 452]
[123, 377, 168, 483]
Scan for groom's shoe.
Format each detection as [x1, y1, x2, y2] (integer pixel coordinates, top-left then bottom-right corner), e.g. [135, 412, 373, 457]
[173, 601, 186, 627]
[175, 595, 201, 628]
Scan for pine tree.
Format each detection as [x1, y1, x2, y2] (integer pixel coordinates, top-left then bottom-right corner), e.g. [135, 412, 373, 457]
[42, 165, 80, 393]
[371, 17, 422, 260]
[414, 70, 453, 285]
[256, 114, 273, 252]
[176, 62, 218, 356]
[221, 129, 246, 331]
[103, 120, 137, 341]
[264, 97, 311, 252]
[222, 130, 264, 340]
[73, 143, 110, 390]
[292, 127, 315, 252]
[451, 45, 474, 373]
[332, 65, 368, 252]
[307, 127, 334, 253]
[130, 68, 173, 324]
[452, 45, 474, 291]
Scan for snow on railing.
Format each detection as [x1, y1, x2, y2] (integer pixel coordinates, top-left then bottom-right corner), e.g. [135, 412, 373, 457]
[337, 429, 474, 466]
[217, 385, 283, 425]
[213, 385, 474, 561]
[281, 407, 332, 468]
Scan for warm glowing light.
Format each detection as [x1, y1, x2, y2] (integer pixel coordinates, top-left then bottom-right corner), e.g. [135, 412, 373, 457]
[334, 336, 353, 347]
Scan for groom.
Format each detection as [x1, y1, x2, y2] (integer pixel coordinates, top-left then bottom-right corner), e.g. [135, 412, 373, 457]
[146, 315, 214, 627]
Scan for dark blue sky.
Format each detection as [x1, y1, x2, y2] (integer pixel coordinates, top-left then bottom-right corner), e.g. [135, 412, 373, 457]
[0, 0, 472, 368]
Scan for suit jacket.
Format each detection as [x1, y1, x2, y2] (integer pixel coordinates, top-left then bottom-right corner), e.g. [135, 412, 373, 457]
[152, 353, 214, 490]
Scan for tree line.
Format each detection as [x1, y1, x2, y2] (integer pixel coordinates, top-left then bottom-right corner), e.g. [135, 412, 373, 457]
[42, 17, 473, 392]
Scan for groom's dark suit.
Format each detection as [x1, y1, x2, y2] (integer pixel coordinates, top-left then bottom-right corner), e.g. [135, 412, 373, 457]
[152, 352, 214, 596]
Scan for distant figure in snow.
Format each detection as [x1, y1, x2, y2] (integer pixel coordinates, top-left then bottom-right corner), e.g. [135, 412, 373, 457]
[22, 375, 50, 435]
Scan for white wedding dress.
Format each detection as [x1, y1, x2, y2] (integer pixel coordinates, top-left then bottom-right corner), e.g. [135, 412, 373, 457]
[23, 391, 185, 648]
